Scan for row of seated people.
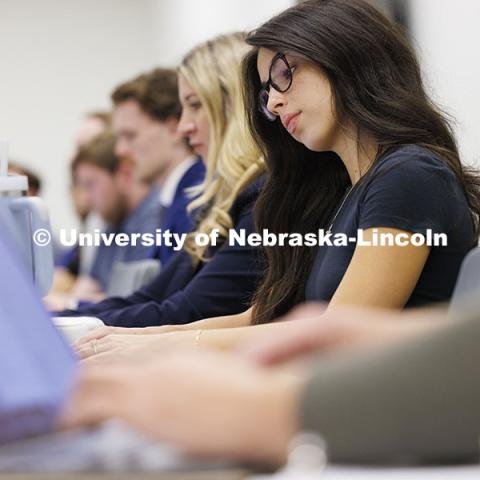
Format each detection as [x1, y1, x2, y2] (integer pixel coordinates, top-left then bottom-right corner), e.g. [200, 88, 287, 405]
[2, 0, 478, 471]
[47, 69, 206, 308]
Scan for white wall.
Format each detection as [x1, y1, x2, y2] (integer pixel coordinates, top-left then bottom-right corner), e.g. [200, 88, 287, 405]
[0, 0, 293, 232]
[0, 0, 158, 231]
[410, 0, 480, 168]
[148, 0, 294, 65]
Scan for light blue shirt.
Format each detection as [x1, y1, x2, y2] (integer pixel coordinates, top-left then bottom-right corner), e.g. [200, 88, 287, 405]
[0, 229, 76, 442]
[89, 186, 164, 290]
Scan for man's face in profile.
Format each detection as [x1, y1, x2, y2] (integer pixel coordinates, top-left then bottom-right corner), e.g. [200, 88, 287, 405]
[113, 99, 176, 184]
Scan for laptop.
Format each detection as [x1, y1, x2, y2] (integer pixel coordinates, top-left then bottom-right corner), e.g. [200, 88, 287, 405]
[0, 227, 75, 444]
[0, 229, 230, 474]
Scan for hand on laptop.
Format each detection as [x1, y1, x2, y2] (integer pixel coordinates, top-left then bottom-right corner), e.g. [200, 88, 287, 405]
[60, 349, 304, 466]
[240, 302, 447, 366]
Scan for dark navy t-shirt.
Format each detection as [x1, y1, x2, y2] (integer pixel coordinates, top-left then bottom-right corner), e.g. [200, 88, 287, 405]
[305, 145, 476, 307]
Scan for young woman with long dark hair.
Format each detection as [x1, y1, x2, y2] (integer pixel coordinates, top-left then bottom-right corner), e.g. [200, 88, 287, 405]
[243, 0, 479, 324]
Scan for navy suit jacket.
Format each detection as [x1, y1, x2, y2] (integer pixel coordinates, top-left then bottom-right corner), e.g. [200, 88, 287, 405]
[156, 159, 205, 265]
[59, 175, 266, 327]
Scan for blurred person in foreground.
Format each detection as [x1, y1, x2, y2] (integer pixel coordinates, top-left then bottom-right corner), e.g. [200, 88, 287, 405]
[62, 299, 480, 467]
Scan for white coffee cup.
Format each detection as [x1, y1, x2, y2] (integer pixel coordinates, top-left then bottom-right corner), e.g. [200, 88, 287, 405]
[51, 316, 105, 344]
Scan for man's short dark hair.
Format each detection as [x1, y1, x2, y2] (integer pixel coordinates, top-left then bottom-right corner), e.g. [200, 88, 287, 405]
[71, 132, 119, 175]
[111, 68, 181, 121]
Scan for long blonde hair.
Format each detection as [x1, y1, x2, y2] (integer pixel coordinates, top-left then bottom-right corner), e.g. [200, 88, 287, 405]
[179, 32, 265, 264]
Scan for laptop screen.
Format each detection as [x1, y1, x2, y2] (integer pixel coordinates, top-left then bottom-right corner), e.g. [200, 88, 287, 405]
[0, 229, 77, 443]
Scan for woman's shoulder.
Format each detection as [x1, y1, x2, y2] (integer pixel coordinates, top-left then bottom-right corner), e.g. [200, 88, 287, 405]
[357, 145, 472, 230]
[355, 145, 474, 242]
[375, 144, 454, 173]
[231, 173, 266, 213]
[366, 144, 459, 188]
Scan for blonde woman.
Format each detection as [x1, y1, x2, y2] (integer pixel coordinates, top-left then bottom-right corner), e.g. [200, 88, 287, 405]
[63, 33, 266, 336]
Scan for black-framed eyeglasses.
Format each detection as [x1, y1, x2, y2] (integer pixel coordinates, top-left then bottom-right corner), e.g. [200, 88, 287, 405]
[258, 53, 295, 121]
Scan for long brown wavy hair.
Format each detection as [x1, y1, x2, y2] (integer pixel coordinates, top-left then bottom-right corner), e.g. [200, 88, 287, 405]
[242, 0, 480, 324]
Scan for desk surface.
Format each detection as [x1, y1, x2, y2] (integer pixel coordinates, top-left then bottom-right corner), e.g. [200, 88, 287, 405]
[2, 464, 480, 479]
[251, 464, 480, 479]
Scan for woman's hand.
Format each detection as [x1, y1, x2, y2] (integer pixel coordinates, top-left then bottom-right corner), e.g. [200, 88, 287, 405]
[75, 324, 184, 349]
[74, 330, 199, 363]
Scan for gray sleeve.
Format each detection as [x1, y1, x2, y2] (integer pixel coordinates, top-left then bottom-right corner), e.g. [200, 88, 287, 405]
[300, 312, 480, 464]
